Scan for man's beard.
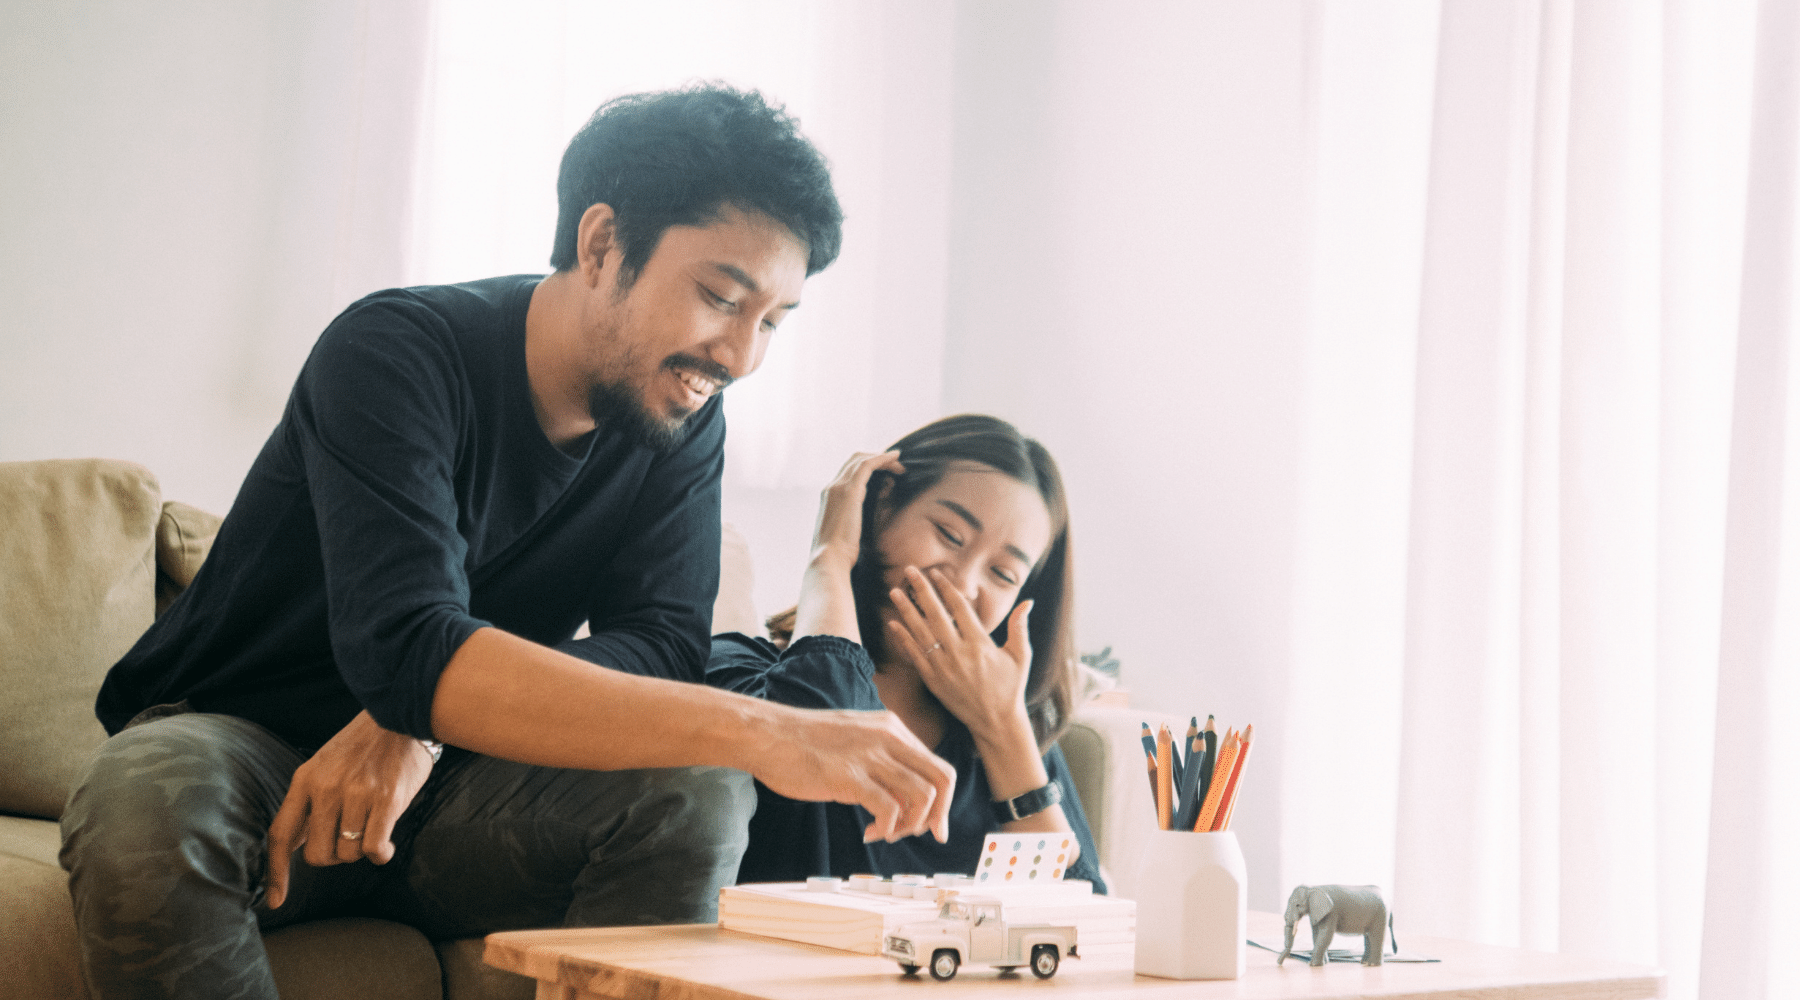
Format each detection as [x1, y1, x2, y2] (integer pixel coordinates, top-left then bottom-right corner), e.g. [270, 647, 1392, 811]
[586, 376, 693, 453]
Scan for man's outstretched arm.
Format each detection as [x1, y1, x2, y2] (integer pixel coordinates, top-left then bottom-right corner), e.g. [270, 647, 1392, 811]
[265, 626, 955, 908]
[431, 627, 955, 834]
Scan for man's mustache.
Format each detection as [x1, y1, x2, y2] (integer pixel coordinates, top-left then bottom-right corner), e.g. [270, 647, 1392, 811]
[667, 355, 734, 392]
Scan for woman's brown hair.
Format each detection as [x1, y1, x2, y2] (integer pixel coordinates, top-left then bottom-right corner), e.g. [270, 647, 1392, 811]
[766, 414, 1078, 750]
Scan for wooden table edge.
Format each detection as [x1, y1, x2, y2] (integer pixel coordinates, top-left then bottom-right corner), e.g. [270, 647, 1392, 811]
[484, 917, 1669, 1000]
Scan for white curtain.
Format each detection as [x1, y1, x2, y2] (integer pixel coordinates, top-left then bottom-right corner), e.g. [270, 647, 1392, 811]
[1293, 2, 1799, 998]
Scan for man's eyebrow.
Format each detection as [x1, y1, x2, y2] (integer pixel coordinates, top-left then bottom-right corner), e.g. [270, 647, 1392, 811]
[711, 263, 801, 310]
[937, 499, 1036, 565]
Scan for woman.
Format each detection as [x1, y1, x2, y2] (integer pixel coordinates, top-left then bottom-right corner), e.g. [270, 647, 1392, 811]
[707, 414, 1105, 891]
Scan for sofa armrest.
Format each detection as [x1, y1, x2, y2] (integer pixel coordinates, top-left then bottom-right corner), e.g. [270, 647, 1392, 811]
[154, 500, 222, 616]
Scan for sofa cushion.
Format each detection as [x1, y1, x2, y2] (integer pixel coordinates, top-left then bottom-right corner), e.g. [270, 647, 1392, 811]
[0, 846, 86, 1000]
[153, 499, 222, 616]
[0, 813, 62, 867]
[266, 918, 445, 1000]
[436, 938, 535, 1000]
[0, 459, 161, 821]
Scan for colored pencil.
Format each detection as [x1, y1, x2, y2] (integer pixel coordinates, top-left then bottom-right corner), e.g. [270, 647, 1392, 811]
[1215, 724, 1255, 831]
[1173, 716, 1196, 792]
[1186, 716, 1217, 829]
[1154, 725, 1174, 830]
[1174, 727, 1203, 831]
[1193, 729, 1240, 832]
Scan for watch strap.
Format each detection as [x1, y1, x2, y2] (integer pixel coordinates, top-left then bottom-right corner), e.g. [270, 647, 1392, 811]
[991, 781, 1062, 824]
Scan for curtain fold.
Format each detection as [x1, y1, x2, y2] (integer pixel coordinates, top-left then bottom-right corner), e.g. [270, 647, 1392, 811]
[1381, 2, 1788, 997]
[1700, 3, 1800, 997]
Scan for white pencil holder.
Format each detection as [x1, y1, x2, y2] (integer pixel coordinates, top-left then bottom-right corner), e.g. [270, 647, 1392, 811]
[1131, 830, 1246, 980]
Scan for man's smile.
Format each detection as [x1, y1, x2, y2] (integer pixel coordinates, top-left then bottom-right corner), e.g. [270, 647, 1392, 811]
[666, 357, 733, 408]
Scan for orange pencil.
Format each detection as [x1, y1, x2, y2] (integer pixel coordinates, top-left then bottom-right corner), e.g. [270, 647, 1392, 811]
[1213, 723, 1255, 831]
[1193, 729, 1240, 832]
[1155, 725, 1174, 830]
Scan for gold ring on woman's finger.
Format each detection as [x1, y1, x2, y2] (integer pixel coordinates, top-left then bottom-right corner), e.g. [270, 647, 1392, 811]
[340, 830, 362, 841]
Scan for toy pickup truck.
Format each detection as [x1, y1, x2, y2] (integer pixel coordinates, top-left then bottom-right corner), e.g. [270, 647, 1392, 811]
[882, 895, 1079, 980]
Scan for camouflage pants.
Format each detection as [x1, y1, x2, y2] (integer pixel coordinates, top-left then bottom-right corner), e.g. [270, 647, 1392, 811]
[60, 708, 754, 1000]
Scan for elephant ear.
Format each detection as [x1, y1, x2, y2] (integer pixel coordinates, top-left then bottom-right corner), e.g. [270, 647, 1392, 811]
[1307, 888, 1335, 922]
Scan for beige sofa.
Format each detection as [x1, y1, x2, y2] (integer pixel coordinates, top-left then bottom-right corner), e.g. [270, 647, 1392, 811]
[0, 457, 1155, 1000]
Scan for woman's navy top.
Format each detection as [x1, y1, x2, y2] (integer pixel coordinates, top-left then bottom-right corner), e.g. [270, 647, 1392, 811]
[706, 632, 1106, 892]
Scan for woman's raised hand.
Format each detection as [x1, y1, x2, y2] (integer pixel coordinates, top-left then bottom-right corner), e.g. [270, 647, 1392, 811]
[887, 566, 1035, 743]
[791, 450, 903, 645]
[889, 569, 1066, 834]
[810, 450, 904, 567]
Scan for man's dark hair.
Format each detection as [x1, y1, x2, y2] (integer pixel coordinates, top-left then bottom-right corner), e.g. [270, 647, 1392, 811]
[549, 84, 843, 279]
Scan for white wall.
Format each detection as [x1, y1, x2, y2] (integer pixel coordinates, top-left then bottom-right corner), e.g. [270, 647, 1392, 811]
[0, 0, 428, 514]
[940, 0, 1316, 909]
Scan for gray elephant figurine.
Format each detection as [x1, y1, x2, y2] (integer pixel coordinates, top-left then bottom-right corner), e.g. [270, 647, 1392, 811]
[1277, 884, 1392, 967]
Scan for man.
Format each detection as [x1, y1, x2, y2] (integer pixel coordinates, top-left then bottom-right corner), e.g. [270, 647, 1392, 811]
[59, 85, 955, 1000]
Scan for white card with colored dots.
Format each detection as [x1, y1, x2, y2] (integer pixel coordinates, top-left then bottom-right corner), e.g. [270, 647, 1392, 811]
[975, 833, 1074, 884]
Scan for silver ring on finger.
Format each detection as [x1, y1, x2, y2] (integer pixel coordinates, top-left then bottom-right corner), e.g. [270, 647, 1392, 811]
[928, 642, 943, 652]
[340, 830, 362, 841]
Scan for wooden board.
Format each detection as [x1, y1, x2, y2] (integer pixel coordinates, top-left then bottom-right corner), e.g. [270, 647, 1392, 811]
[719, 881, 1134, 957]
[485, 911, 1666, 1000]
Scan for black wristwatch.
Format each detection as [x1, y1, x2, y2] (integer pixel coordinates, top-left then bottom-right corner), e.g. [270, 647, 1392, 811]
[991, 781, 1062, 824]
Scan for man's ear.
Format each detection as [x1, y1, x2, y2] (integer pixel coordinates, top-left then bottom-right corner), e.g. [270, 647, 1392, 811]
[575, 203, 618, 285]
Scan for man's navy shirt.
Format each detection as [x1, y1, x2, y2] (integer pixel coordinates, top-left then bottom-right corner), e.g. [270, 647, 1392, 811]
[98, 275, 725, 750]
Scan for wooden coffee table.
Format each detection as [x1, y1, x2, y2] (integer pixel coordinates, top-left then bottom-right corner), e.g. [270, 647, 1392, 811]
[484, 911, 1665, 1000]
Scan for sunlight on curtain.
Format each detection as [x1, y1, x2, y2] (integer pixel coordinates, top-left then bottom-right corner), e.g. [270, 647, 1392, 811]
[408, 0, 954, 490]
[1700, 4, 1800, 997]
[1289, 2, 1794, 999]
[1280, 0, 1438, 912]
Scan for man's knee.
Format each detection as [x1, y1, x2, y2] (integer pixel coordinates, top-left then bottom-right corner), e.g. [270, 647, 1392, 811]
[633, 766, 755, 854]
[61, 714, 295, 891]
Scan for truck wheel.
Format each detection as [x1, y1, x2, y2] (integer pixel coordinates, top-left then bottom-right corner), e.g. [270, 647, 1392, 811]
[1030, 945, 1060, 979]
[930, 949, 961, 981]
[898, 964, 920, 975]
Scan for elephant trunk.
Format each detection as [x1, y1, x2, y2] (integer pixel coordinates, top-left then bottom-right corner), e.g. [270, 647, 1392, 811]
[1277, 892, 1304, 965]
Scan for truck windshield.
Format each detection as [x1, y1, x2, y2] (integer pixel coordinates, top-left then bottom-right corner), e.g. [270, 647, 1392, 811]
[939, 901, 968, 919]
